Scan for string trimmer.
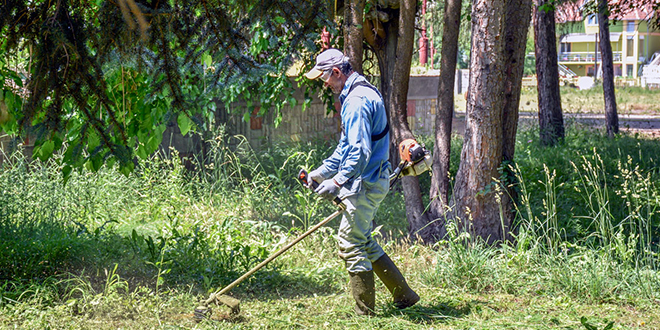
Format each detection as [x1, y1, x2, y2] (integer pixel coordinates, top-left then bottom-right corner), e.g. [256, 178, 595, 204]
[389, 138, 433, 188]
[193, 170, 345, 321]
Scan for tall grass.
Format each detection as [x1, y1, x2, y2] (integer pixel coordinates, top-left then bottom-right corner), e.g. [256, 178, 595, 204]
[424, 124, 660, 306]
[0, 127, 342, 304]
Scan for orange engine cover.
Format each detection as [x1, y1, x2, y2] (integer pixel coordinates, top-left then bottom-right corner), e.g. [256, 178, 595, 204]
[398, 139, 418, 163]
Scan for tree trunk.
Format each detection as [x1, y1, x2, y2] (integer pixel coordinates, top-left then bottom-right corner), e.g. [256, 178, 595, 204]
[598, 0, 619, 137]
[392, 0, 435, 241]
[504, 0, 532, 161]
[366, 0, 434, 241]
[502, 0, 533, 235]
[534, 0, 564, 146]
[430, 0, 462, 219]
[450, 0, 529, 244]
[343, 0, 366, 74]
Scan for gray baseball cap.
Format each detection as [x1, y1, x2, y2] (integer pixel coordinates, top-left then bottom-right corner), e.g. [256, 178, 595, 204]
[304, 49, 348, 80]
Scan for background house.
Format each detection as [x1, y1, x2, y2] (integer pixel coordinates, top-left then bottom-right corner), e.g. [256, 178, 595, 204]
[556, 1, 660, 79]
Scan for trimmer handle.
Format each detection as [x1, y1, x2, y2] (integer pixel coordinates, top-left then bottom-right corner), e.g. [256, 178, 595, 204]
[298, 169, 343, 206]
[298, 169, 319, 190]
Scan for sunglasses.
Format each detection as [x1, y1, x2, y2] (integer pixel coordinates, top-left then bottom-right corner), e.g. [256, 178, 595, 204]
[321, 69, 333, 82]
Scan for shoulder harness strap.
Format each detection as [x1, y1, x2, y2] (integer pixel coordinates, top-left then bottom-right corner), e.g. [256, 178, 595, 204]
[346, 81, 390, 142]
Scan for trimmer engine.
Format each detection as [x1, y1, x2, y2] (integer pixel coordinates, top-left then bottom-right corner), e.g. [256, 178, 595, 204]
[389, 139, 432, 188]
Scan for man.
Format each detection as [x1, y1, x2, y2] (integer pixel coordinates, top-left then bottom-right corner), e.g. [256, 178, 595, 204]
[304, 48, 419, 315]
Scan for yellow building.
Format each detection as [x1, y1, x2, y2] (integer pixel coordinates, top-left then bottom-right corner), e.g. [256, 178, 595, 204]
[556, 1, 660, 78]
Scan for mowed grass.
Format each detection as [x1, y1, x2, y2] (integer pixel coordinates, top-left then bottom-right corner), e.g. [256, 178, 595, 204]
[454, 86, 660, 115]
[2, 122, 660, 329]
[2, 242, 658, 329]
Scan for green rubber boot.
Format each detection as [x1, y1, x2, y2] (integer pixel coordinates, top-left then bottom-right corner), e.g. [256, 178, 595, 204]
[372, 253, 420, 309]
[348, 271, 375, 316]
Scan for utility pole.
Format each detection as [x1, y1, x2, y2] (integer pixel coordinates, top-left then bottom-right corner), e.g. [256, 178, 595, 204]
[429, 18, 434, 69]
[594, 32, 599, 80]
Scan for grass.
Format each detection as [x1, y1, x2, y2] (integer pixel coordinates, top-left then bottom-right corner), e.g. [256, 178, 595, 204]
[520, 86, 660, 115]
[454, 86, 660, 115]
[1, 123, 660, 329]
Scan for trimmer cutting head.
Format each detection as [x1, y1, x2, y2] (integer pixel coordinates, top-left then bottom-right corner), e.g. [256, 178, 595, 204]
[193, 305, 212, 321]
[193, 294, 241, 322]
[193, 170, 345, 322]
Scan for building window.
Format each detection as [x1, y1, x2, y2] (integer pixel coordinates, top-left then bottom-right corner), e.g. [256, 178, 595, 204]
[587, 14, 598, 26]
[627, 37, 634, 57]
[627, 65, 633, 77]
[627, 21, 635, 32]
[560, 43, 571, 53]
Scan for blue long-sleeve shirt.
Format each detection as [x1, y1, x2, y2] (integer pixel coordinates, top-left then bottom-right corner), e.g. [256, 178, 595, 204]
[316, 72, 391, 196]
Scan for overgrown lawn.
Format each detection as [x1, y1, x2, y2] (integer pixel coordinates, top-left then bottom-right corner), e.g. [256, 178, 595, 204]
[1, 124, 660, 329]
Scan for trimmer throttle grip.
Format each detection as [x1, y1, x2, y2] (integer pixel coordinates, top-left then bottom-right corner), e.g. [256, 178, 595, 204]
[298, 169, 319, 190]
[298, 169, 343, 206]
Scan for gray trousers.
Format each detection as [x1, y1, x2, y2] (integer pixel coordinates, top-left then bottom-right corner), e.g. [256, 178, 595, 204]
[337, 174, 389, 273]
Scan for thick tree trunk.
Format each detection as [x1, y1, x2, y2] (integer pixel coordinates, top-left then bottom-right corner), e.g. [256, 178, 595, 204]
[598, 0, 619, 137]
[343, 0, 365, 74]
[450, 0, 529, 244]
[430, 0, 462, 219]
[393, 0, 435, 241]
[452, 0, 506, 243]
[534, 0, 564, 146]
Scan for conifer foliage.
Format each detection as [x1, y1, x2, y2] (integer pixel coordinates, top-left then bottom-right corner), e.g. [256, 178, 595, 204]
[0, 0, 331, 177]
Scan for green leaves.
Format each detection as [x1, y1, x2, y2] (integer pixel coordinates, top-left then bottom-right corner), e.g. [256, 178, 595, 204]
[1, 0, 333, 176]
[36, 140, 55, 162]
[249, 24, 270, 56]
[62, 164, 73, 182]
[537, 2, 556, 14]
[177, 113, 192, 136]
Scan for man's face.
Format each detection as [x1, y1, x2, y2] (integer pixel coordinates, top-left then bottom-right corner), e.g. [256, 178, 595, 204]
[322, 68, 343, 94]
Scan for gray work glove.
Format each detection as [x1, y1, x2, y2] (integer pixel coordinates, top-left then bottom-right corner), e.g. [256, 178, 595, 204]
[307, 168, 325, 188]
[315, 178, 341, 201]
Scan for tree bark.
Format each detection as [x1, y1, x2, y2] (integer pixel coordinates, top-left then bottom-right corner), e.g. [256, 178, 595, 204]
[504, 0, 532, 161]
[430, 0, 462, 219]
[534, 0, 564, 146]
[502, 0, 533, 236]
[598, 0, 619, 137]
[449, 0, 530, 244]
[365, 0, 434, 241]
[392, 0, 435, 240]
[343, 0, 366, 74]
[362, 0, 529, 244]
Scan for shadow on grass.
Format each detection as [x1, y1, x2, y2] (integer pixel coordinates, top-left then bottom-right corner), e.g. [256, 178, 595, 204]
[379, 298, 479, 324]
[0, 210, 346, 301]
[228, 268, 344, 300]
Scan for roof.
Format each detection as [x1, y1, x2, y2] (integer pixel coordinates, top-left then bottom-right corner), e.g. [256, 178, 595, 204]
[556, 0, 657, 23]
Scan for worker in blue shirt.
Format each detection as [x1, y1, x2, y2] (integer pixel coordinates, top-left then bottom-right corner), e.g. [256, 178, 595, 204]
[304, 48, 419, 315]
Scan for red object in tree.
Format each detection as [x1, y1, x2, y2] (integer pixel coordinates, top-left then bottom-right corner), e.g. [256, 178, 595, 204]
[429, 21, 435, 69]
[321, 27, 330, 50]
[419, 0, 428, 65]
